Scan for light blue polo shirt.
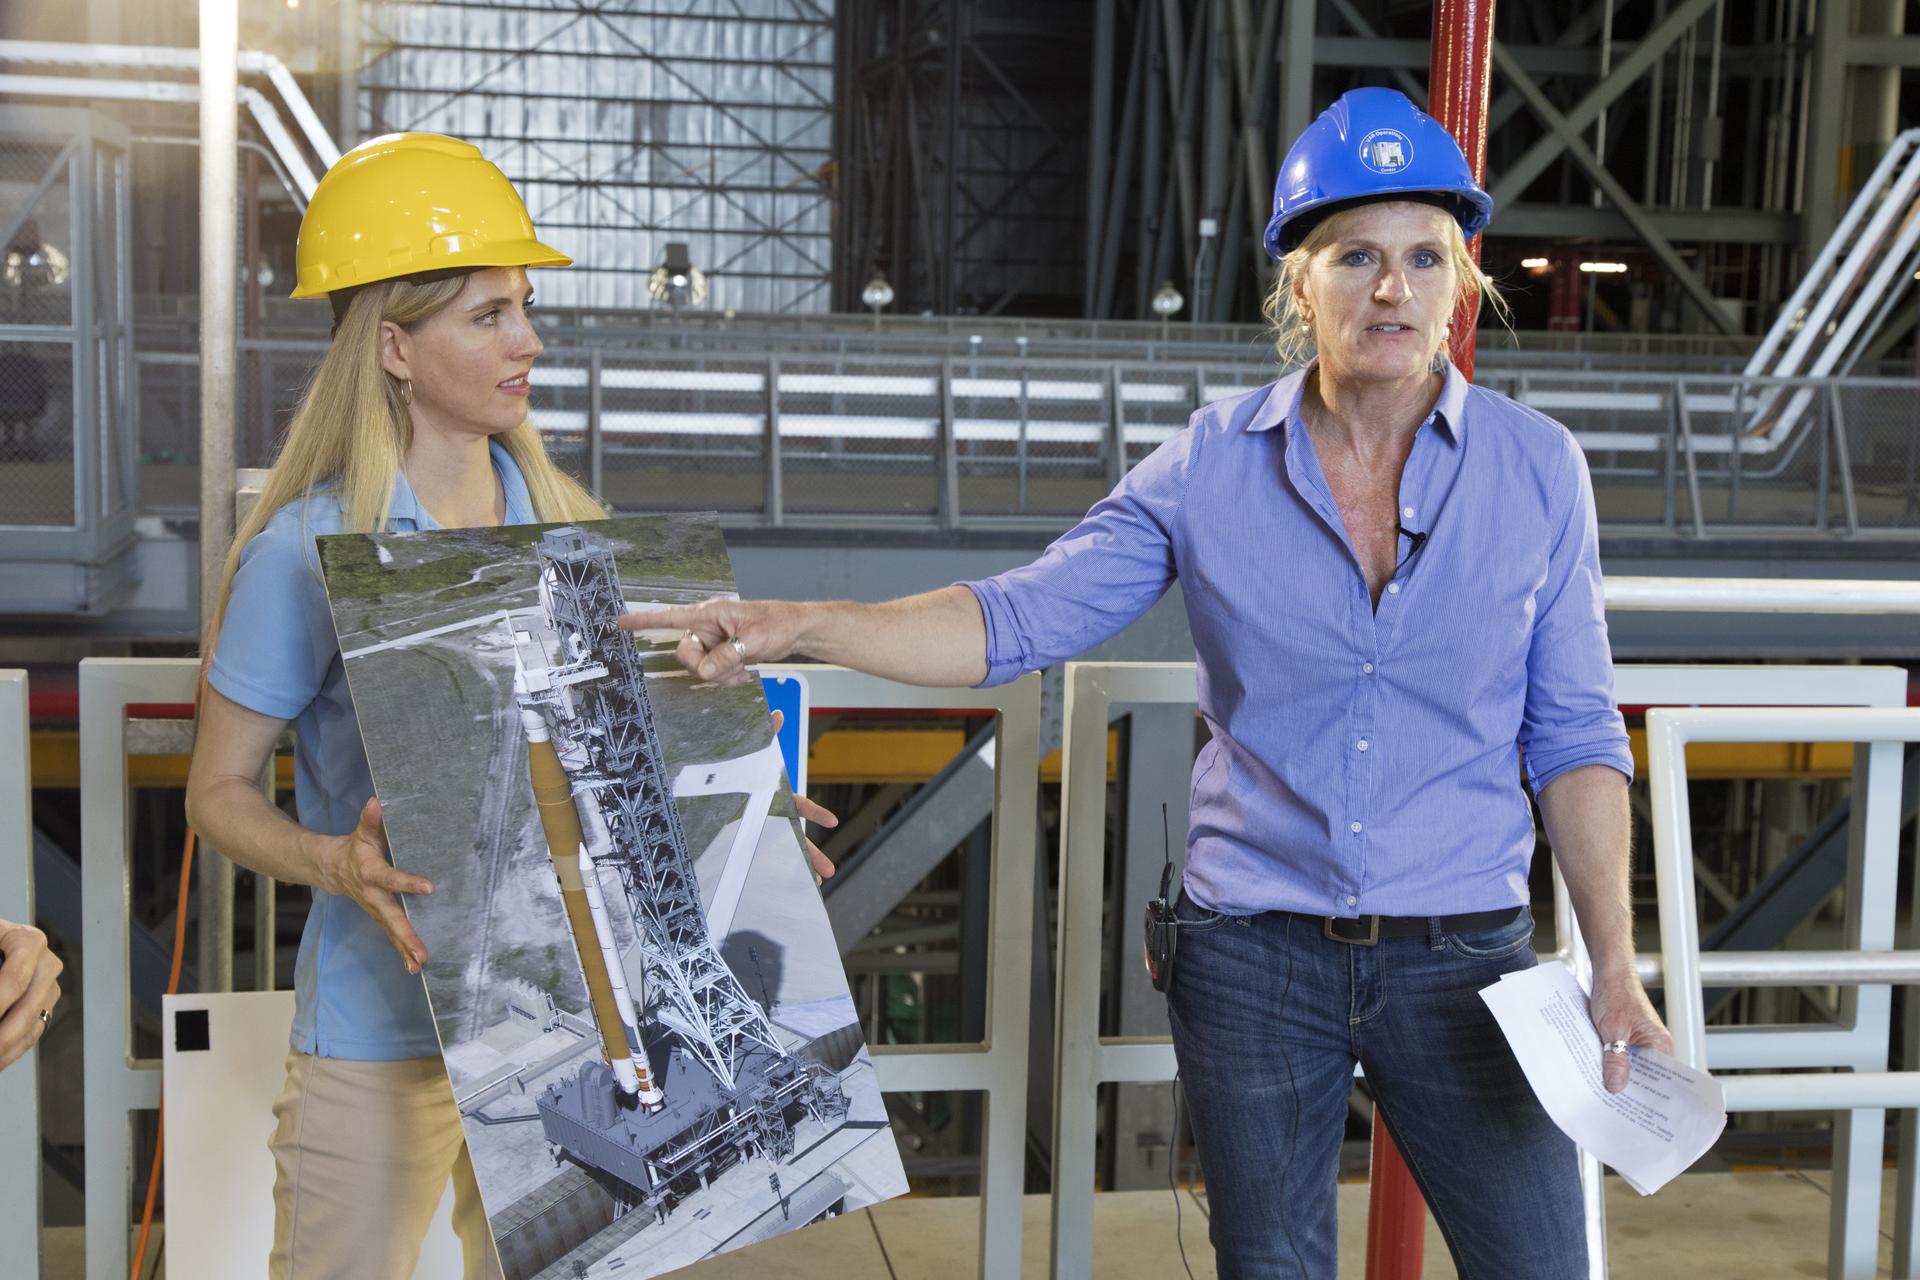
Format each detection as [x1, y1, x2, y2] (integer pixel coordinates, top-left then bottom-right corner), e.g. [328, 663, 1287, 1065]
[208, 439, 537, 1060]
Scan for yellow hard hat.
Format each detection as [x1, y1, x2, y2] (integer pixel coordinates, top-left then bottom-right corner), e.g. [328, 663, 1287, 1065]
[290, 132, 570, 299]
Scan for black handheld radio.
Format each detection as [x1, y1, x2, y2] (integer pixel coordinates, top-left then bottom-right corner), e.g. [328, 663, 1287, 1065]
[1143, 803, 1178, 992]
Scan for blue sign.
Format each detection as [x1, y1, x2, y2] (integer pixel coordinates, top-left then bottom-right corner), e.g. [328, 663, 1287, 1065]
[760, 672, 809, 796]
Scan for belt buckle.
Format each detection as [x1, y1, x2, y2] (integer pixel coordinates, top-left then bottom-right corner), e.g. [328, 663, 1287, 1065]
[1323, 914, 1380, 946]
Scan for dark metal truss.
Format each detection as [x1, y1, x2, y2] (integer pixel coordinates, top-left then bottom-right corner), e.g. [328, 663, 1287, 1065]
[1075, 0, 1916, 335]
[833, 0, 1092, 316]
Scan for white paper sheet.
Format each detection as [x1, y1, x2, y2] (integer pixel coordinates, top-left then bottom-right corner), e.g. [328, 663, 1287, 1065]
[1480, 961, 1727, 1195]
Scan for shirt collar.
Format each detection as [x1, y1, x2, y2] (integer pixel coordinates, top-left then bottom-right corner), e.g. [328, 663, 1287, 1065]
[387, 438, 536, 530]
[1247, 359, 1467, 447]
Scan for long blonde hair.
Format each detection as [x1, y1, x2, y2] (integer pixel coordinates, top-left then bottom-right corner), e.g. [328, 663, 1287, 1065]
[1261, 205, 1511, 370]
[207, 273, 606, 653]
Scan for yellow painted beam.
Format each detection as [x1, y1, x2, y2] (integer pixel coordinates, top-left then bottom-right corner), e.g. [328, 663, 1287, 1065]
[26, 726, 1848, 794]
[29, 730, 294, 791]
[1626, 729, 1855, 780]
[805, 728, 1117, 785]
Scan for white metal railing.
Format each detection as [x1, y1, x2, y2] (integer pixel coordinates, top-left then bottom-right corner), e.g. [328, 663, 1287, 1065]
[79, 659, 192, 1280]
[1051, 660, 1913, 1280]
[1648, 706, 1920, 1280]
[771, 665, 1040, 1280]
[30, 597, 1920, 1277]
[0, 671, 40, 1279]
[73, 657, 1040, 1280]
[123, 343, 1920, 536]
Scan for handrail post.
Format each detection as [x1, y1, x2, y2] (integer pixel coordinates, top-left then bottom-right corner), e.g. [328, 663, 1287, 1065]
[1662, 381, 1679, 533]
[82, 658, 198, 1280]
[1827, 382, 1861, 537]
[0, 672, 40, 1280]
[1675, 378, 1707, 538]
[939, 356, 961, 529]
[1815, 382, 1833, 532]
[766, 356, 783, 526]
[1726, 379, 1743, 524]
[1016, 367, 1030, 514]
[587, 346, 604, 500]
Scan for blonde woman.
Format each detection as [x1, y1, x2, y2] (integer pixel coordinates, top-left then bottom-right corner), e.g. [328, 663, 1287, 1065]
[183, 134, 608, 1279]
[627, 89, 1673, 1278]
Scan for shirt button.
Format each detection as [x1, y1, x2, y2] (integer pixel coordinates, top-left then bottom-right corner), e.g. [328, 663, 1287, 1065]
[1350, 821, 1364, 834]
[1402, 506, 1415, 520]
[1362, 662, 1374, 674]
[1386, 582, 1400, 595]
[1356, 739, 1369, 752]
[1345, 895, 1358, 907]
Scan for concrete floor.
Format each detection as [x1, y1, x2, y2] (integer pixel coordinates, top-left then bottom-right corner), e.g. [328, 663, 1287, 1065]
[43, 1169, 1912, 1278]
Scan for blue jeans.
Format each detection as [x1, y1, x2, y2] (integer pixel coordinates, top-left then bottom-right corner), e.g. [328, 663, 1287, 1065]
[1165, 893, 1585, 1280]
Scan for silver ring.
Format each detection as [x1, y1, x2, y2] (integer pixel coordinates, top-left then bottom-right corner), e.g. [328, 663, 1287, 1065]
[1603, 1039, 1629, 1055]
[729, 636, 748, 660]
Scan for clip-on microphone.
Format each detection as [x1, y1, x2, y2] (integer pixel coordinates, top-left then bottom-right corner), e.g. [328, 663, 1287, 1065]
[1143, 803, 1178, 992]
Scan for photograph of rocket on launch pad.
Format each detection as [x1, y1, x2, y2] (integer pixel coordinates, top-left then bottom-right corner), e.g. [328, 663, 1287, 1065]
[315, 513, 907, 1280]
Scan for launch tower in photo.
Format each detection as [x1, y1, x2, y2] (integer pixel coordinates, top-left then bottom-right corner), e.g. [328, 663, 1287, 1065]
[512, 526, 847, 1221]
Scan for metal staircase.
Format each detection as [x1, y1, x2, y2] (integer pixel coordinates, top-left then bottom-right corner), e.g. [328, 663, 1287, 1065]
[1743, 129, 1920, 445]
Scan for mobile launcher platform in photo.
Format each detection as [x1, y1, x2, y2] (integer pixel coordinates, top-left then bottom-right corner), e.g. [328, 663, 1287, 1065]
[315, 514, 906, 1280]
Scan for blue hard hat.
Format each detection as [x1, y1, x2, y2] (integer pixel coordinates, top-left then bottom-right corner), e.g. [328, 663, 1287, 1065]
[1264, 87, 1494, 260]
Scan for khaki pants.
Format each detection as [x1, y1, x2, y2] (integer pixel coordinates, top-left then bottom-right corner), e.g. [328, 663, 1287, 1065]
[267, 1051, 502, 1280]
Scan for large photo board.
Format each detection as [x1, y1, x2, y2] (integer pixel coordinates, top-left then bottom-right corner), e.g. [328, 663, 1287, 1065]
[317, 514, 906, 1279]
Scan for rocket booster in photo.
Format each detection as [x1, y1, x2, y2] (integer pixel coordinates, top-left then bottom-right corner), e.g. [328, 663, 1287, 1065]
[579, 844, 662, 1109]
[516, 661, 663, 1108]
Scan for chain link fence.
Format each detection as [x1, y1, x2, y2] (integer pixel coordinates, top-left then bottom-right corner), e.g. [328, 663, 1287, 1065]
[1834, 381, 1920, 532]
[1, 140, 74, 328]
[773, 358, 940, 519]
[0, 339, 73, 526]
[1, 136, 81, 530]
[594, 354, 768, 516]
[951, 360, 1112, 520]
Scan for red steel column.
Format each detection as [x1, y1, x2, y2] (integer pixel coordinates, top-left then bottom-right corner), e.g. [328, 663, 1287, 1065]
[1430, 0, 1498, 380]
[1365, 1122, 1429, 1280]
[1363, 17, 1497, 1280]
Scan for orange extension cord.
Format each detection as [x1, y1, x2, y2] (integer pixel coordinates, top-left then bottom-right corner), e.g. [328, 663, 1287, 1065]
[130, 668, 208, 1280]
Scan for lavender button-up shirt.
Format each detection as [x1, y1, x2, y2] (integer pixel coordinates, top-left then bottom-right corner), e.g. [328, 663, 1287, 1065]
[962, 362, 1633, 919]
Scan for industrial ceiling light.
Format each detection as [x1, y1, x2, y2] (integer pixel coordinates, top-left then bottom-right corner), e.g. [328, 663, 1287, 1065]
[3, 220, 69, 290]
[1578, 261, 1628, 274]
[861, 272, 894, 331]
[1151, 280, 1184, 342]
[647, 241, 707, 309]
[1520, 256, 1550, 270]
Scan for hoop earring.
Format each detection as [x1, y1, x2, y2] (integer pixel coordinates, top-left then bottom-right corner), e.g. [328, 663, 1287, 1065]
[400, 379, 413, 407]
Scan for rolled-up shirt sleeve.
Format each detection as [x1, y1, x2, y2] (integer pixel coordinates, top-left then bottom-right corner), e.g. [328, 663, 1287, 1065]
[1518, 431, 1634, 792]
[961, 425, 1193, 687]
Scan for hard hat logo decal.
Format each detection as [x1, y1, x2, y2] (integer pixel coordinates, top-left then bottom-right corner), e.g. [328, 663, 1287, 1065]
[1358, 128, 1412, 174]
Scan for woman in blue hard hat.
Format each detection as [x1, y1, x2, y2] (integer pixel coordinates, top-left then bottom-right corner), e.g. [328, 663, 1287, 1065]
[620, 87, 1671, 1277]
